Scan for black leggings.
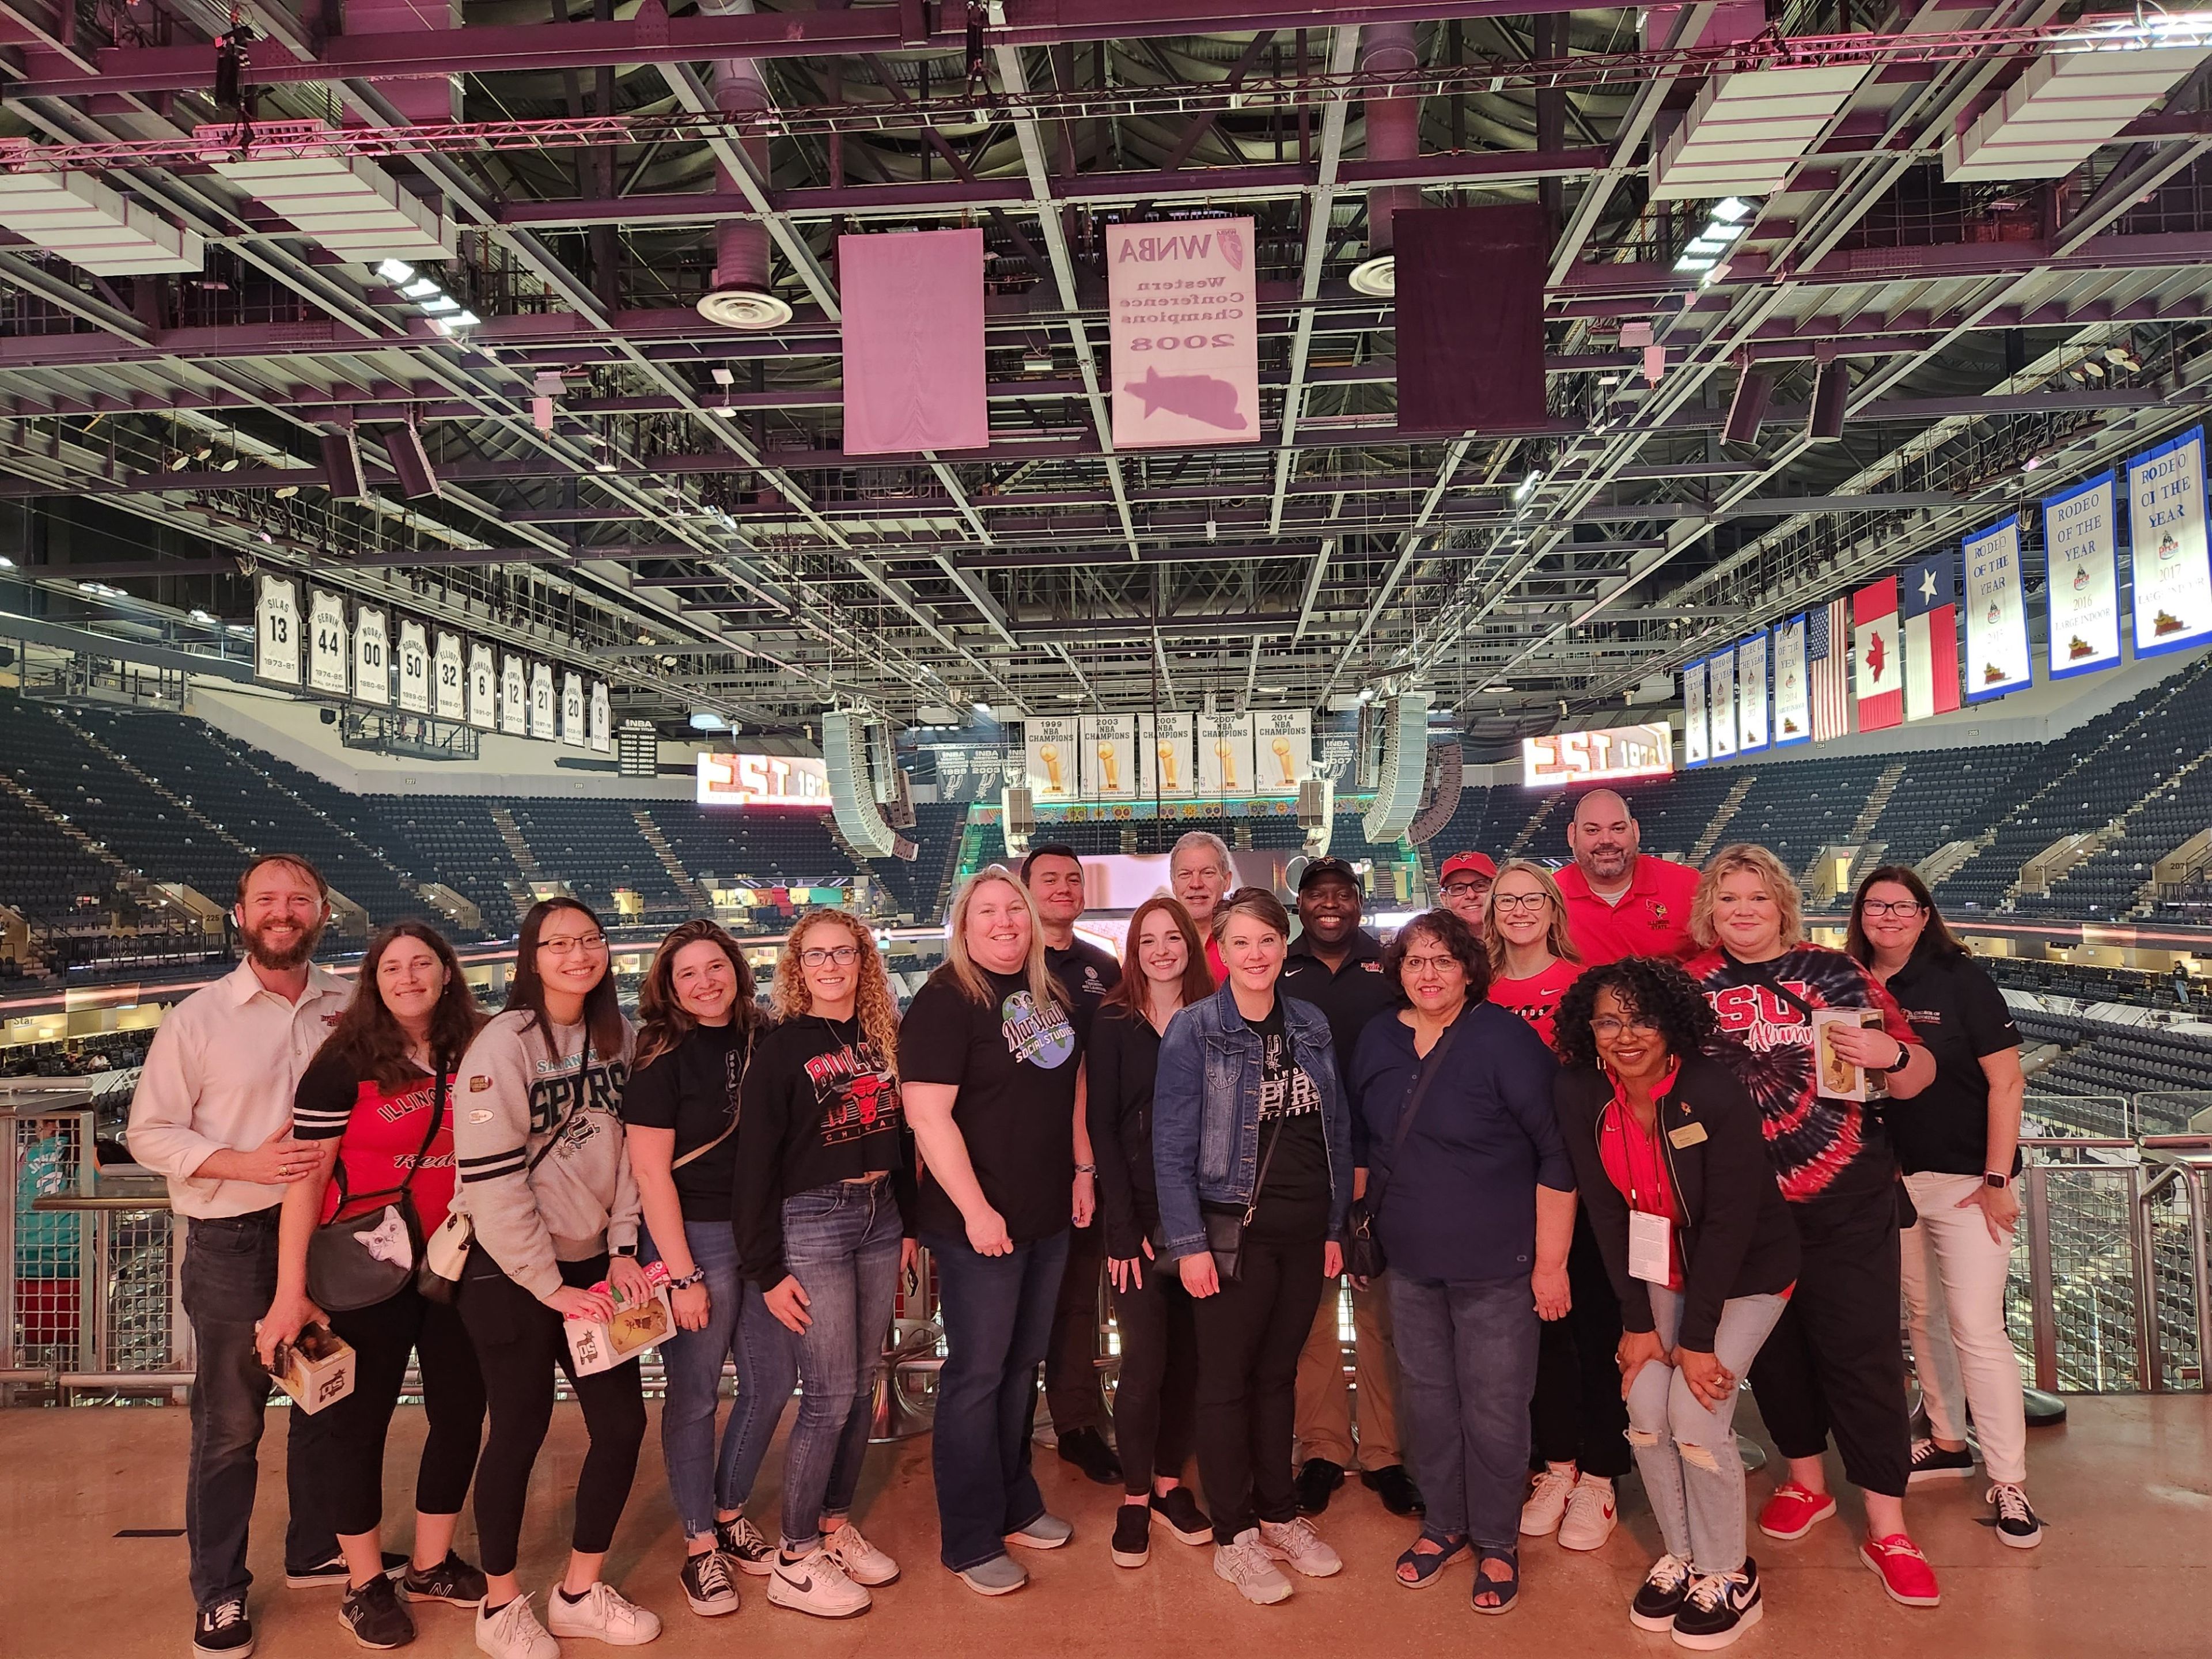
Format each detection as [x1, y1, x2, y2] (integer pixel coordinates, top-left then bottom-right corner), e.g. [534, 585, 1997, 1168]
[1529, 1210, 1631, 1479]
[1191, 1234, 1326, 1543]
[296, 1282, 486, 1538]
[1108, 1259, 1199, 1497]
[459, 1251, 647, 1577]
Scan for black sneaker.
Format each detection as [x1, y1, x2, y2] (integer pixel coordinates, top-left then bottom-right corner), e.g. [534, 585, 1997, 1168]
[1111, 1504, 1151, 1568]
[1055, 1426, 1124, 1485]
[1149, 1486, 1214, 1545]
[193, 1596, 255, 1658]
[398, 1551, 487, 1607]
[1361, 1463, 1425, 1515]
[1672, 1560, 1762, 1652]
[1907, 1437, 1976, 1484]
[1630, 1553, 1692, 1632]
[681, 1548, 743, 1616]
[1294, 1457, 1345, 1516]
[1987, 1482, 2044, 1549]
[339, 1574, 416, 1650]
[287, 1551, 408, 1589]
[714, 1513, 775, 1577]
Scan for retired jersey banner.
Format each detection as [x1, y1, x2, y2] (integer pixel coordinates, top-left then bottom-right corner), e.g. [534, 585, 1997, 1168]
[1736, 631, 1770, 753]
[1853, 577, 1902, 732]
[1108, 216, 1257, 449]
[1772, 616, 1810, 747]
[1707, 653, 1737, 759]
[308, 590, 349, 698]
[2127, 426, 2212, 658]
[255, 575, 301, 687]
[559, 671, 586, 747]
[433, 630, 465, 722]
[528, 662, 555, 740]
[354, 607, 391, 706]
[1684, 657, 1709, 767]
[1962, 518, 2031, 702]
[589, 681, 612, 753]
[467, 642, 497, 730]
[2043, 472, 2121, 679]
[396, 620, 431, 714]
[501, 653, 528, 736]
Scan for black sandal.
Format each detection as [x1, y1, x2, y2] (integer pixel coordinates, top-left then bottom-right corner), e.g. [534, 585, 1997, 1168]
[1471, 1547, 1520, 1616]
[1395, 1533, 1469, 1589]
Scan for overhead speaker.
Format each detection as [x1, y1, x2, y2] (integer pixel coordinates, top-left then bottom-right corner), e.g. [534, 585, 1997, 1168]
[1406, 738, 1464, 846]
[384, 424, 441, 499]
[1355, 698, 1381, 789]
[1721, 364, 1772, 445]
[1362, 691, 1432, 844]
[999, 784, 1034, 861]
[866, 719, 899, 805]
[1807, 359, 1850, 442]
[823, 711, 899, 858]
[320, 430, 365, 500]
[1299, 774, 1335, 858]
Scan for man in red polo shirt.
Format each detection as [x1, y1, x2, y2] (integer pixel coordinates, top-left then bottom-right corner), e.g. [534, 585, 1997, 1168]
[1554, 787, 1699, 964]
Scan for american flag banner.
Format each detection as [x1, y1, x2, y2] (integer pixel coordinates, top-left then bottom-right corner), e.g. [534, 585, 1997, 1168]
[1807, 597, 1852, 742]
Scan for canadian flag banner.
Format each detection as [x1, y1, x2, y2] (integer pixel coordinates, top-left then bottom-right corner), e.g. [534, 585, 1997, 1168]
[1854, 575, 1903, 732]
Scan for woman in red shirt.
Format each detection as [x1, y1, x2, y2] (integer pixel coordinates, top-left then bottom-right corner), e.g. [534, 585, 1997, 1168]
[1483, 859, 1584, 1050]
[257, 921, 488, 1650]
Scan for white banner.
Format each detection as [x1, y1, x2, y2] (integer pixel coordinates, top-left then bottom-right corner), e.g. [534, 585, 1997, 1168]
[1251, 709, 1313, 794]
[1079, 714, 1139, 798]
[560, 671, 586, 747]
[1024, 715, 1082, 802]
[2128, 426, 2212, 658]
[1964, 517, 2032, 702]
[502, 654, 528, 736]
[467, 642, 497, 730]
[255, 575, 301, 687]
[1736, 632, 1770, 753]
[1707, 653, 1736, 759]
[308, 589, 349, 697]
[2043, 472, 2122, 680]
[1197, 711, 1255, 796]
[433, 630, 465, 722]
[589, 681, 611, 753]
[528, 662, 555, 740]
[1138, 712, 1196, 798]
[1684, 658, 1709, 767]
[396, 620, 430, 714]
[1107, 215, 1259, 449]
[354, 607, 390, 706]
[1772, 617, 1810, 746]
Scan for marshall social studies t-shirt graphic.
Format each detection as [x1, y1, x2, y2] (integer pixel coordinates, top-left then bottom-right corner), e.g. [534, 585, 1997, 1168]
[1001, 990, 1076, 1071]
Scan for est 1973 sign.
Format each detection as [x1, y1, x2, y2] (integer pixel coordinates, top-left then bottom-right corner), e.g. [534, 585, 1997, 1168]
[1522, 722, 1675, 789]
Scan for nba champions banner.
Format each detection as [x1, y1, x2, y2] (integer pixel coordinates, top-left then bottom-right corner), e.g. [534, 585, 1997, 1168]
[1771, 616, 1810, 746]
[1963, 516, 2032, 702]
[1684, 657, 1709, 767]
[2128, 426, 2212, 658]
[2043, 472, 2121, 679]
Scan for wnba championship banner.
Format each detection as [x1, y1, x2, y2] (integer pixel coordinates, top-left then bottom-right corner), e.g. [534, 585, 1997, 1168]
[1684, 658, 1709, 767]
[1108, 216, 1258, 448]
[2127, 425, 2212, 658]
[1707, 653, 1736, 759]
[1962, 517, 2031, 702]
[2043, 472, 2121, 680]
[1772, 616, 1810, 746]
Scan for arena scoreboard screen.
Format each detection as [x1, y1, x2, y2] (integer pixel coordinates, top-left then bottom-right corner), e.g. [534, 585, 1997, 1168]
[1521, 722, 1674, 789]
[696, 752, 834, 808]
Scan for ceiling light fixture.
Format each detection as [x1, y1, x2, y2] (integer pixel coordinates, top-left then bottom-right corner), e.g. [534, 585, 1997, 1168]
[1348, 252, 1395, 298]
[1676, 196, 1760, 276]
[377, 259, 416, 285]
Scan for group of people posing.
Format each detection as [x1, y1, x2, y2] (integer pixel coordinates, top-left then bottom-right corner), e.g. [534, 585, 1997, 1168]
[128, 785, 2037, 1658]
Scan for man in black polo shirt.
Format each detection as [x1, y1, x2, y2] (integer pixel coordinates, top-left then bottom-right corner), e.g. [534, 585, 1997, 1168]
[1279, 857, 1421, 1517]
[1022, 842, 1124, 1485]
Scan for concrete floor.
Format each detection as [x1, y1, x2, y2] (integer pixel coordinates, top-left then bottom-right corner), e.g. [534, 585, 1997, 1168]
[2, 1392, 2207, 1658]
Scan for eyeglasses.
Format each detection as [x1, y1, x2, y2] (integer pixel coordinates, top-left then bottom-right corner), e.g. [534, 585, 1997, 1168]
[537, 931, 607, 956]
[1440, 879, 1489, 896]
[1491, 892, 1549, 913]
[1589, 1014, 1662, 1037]
[1861, 899, 1926, 919]
[799, 945, 860, 968]
[1400, 953, 1461, 974]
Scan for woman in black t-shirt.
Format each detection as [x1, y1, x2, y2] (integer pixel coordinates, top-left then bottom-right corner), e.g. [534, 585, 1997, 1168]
[623, 919, 770, 1615]
[729, 908, 916, 1618]
[1847, 868, 2040, 1548]
[899, 868, 1092, 1597]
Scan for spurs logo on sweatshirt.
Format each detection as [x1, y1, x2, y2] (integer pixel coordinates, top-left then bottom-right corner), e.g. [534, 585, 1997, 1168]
[527, 1054, 629, 1134]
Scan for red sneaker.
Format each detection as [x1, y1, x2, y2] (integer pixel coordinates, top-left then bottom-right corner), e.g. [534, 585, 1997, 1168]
[1859, 1533, 1941, 1608]
[1755, 1482, 1837, 1541]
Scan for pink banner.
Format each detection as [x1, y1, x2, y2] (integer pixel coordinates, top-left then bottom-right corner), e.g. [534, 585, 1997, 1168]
[840, 229, 987, 456]
[1107, 217, 1259, 449]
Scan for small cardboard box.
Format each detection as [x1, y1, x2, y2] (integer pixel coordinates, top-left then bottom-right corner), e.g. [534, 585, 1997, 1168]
[273, 1323, 357, 1415]
[1811, 1007, 1883, 1103]
[563, 1259, 675, 1376]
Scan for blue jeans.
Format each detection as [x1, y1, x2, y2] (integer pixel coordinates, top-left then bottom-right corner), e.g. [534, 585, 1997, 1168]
[1388, 1272, 1540, 1552]
[643, 1218, 786, 1539]
[734, 1179, 903, 1549]
[924, 1227, 1070, 1573]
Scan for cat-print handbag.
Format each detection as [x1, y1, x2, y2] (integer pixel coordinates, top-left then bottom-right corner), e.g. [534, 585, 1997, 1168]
[306, 1071, 448, 1313]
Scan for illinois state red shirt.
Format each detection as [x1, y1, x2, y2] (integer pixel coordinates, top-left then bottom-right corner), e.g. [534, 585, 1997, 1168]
[1488, 959, 1582, 1052]
[1556, 857, 1700, 966]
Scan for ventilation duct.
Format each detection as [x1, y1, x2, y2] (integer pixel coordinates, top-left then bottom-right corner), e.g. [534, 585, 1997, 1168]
[0, 168, 202, 275]
[1362, 691, 1431, 844]
[695, 0, 791, 330]
[823, 711, 900, 858]
[201, 122, 453, 264]
[1945, 43, 2212, 181]
[1650, 65, 1872, 200]
[1349, 23, 1420, 299]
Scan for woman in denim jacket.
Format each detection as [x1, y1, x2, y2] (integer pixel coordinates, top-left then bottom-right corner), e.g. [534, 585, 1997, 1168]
[1153, 887, 1354, 1607]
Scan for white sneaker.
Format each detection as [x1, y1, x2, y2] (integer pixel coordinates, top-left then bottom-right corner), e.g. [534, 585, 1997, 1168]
[1258, 1516, 1343, 1578]
[824, 1521, 901, 1588]
[1558, 1475, 1619, 1551]
[543, 1582, 661, 1646]
[766, 1547, 871, 1619]
[1521, 1463, 1578, 1536]
[1214, 1529, 1294, 1604]
[476, 1595, 559, 1659]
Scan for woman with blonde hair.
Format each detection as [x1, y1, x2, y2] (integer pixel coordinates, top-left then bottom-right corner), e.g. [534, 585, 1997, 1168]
[899, 869, 1094, 1595]
[729, 907, 915, 1617]
[1683, 843, 1944, 1612]
[1483, 860, 1583, 1050]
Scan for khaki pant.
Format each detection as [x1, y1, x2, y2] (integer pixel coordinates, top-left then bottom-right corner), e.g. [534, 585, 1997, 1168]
[1293, 1275, 1400, 1471]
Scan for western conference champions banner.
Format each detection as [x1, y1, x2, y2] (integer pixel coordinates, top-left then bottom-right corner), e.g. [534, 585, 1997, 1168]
[1684, 657, 1709, 767]
[1707, 653, 1736, 759]
[1736, 631, 1770, 754]
[1772, 616, 1810, 746]
[1963, 516, 2031, 702]
[2127, 425, 2212, 658]
[1107, 216, 1258, 449]
[2043, 472, 2122, 679]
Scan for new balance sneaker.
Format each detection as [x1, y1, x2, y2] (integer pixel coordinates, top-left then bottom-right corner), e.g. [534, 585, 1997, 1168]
[400, 1552, 487, 1608]
[1987, 1482, 2044, 1549]
[1630, 1553, 1693, 1632]
[1672, 1560, 1762, 1651]
[474, 1596, 557, 1659]
[955, 1554, 1028, 1596]
[1004, 1512, 1074, 1550]
[1907, 1438, 1978, 1484]
[1258, 1515, 1343, 1578]
[338, 1574, 416, 1650]
[1112, 1504, 1152, 1569]
[1520, 1463, 1578, 1537]
[1859, 1533, 1941, 1608]
[824, 1521, 900, 1587]
[289, 1552, 408, 1590]
[714, 1514, 775, 1578]
[766, 1546, 870, 1619]
[545, 1581, 662, 1645]
[193, 1597, 255, 1658]
[1558, 1475, 1619, 1551]
[679, 1550, 740, 1617]
[1214, 1529, 1294, 1604]
[1150, 1486, 1214, 1546]
[1756, 1482, 1838, 1541]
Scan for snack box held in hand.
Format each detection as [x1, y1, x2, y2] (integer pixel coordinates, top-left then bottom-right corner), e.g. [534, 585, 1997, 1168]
[273, 1322, 357, 1415]
[563, 1259, 675, 1376]
[1810, 1007, 1883, 1104]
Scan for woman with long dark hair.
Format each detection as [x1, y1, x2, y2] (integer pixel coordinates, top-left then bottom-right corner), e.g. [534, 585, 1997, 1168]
[623, 919, 771, 1616]
[1088, 894, 1217, 1568]
[451, 897, 657, 1657]
[1846, 866, 2038, 1547]
[256, 921, 488, 1650]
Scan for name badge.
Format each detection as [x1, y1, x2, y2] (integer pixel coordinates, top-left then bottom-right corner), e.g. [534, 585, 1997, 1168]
[1629, 1209, 1673, 1285]
[1668, 1121, 1709, 1149]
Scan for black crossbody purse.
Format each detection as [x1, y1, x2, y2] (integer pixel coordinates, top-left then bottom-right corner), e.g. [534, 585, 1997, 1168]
[1200, 1122, 1282, 1285]
[1344, 1017, 1461, 1281]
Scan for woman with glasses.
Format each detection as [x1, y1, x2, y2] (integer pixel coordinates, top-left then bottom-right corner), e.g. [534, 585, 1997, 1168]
[623, 919, 770, 1616]
[1846, 867, 2039, 1547]
[1346, 908, 1572, 1615]
[452, 897, 658, 1658]
[1483, 859, 1584, 1050]
[1553, 959, 1800, 1650]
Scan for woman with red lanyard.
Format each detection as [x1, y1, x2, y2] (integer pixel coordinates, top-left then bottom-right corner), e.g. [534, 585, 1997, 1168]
[257, 921, 489, 1650]
[1553, 958, 1799, 1651]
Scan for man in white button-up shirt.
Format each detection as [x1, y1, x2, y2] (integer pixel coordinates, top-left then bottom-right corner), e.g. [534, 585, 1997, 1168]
[128, 854, 356, 1658]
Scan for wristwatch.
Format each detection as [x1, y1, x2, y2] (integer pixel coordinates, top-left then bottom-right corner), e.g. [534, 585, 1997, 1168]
[1877, 1041, 1913, 1075]
[1983, 1171, 2012, 1191]
[612, 1244, 638, 1258]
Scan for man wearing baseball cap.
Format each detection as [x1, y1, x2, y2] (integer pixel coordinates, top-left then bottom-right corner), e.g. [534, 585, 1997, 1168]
[1437, 851, 1496, 937]
[1554, 788, 1698, 964]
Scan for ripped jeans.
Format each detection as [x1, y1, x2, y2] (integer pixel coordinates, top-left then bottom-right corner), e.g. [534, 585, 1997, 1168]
[1624, 1286, 1787, 1575]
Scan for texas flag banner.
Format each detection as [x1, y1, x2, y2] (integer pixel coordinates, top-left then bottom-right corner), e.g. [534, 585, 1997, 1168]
[1854, 575, 1903, 732]
[1902, 548, 1961, 722]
